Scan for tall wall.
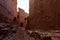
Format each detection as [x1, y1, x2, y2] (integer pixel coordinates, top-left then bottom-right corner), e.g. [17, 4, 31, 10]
[0, 0, 17, 23]
[29, 0, 60, 31]
[11, 0, 17, 16]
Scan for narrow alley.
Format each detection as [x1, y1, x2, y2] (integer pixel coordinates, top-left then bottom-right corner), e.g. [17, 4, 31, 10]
[0, 0, 60, 40]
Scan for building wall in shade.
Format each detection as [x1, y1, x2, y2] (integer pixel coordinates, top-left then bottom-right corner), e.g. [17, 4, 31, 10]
[0, 0, 17, 23]
[29, 0, 60, 31]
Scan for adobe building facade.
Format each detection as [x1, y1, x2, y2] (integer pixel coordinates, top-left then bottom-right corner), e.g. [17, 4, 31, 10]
[29, 0, 60, 31]
[17, 8, 29, 27]
[0, 0, 17, 23]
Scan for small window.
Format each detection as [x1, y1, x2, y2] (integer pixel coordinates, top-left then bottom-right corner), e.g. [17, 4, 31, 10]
[25, 18, 27, 21]
[17, 15, 19, 18]
[20, 22, 23, 27]
[17, 12, 19, 17]
[13, 17, 16, 21]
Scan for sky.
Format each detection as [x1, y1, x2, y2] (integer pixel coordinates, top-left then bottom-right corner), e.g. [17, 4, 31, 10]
[17, 0, 29, 13]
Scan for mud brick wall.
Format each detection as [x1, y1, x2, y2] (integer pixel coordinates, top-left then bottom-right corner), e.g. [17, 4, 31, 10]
[0, 0, 17, 21]
[29, 0, 60, 31]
